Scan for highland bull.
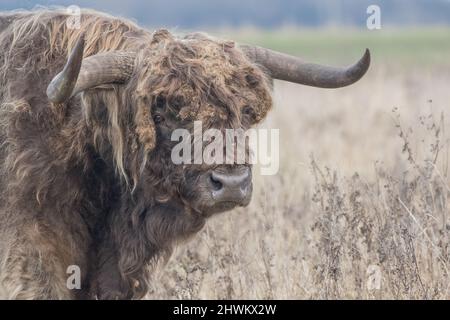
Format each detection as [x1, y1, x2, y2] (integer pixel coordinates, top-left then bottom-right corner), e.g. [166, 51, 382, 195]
[0, 9, 370, 299]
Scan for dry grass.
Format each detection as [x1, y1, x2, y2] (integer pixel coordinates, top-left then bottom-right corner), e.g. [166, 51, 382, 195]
[145, 60, 450, 299]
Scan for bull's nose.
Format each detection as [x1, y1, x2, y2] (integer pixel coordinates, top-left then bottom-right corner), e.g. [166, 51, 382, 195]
[209, 167, 252, 204]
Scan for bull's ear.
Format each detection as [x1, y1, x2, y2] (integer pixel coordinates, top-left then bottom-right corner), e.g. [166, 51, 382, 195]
[134, 96, 156, 154]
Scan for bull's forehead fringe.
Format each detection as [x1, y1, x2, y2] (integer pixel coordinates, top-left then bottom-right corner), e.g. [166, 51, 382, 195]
[135, 29, 273, 126]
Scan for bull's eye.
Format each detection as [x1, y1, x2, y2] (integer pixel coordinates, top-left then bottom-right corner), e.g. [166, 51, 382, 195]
[170, 96, 184, 111]
[242, 105, 253, 116]
[242, 105, 257, 124]
[245, 74, 259, 88]
[155, 96, 166, 109]
[153, 114, 165, 124]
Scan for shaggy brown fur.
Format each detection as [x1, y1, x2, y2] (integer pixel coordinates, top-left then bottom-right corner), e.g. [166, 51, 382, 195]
[0, 9, 272, 299]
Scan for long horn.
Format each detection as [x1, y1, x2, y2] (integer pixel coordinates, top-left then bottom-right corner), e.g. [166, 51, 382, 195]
[47, 34, 136, 104]
[240, 44, 370, 88]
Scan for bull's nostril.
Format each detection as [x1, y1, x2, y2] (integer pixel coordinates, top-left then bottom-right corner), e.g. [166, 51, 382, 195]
[209, 175, 223, 191]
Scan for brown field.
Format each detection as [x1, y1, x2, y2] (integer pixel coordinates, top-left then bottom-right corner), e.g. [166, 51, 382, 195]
[146, 28, 450, 299]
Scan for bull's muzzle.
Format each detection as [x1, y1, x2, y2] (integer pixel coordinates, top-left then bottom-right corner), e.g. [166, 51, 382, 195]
[208, 166, 252, 206]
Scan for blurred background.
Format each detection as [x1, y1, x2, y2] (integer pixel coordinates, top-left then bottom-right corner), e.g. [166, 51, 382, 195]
[2, 0, 450, 28]
[0, 0, 449, 68]
[1, 1, 448, 299]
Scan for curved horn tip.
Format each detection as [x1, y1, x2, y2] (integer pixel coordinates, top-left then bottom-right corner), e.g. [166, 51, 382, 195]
[73, 33, 86, 54]
[343, 48, 371, 86]
[46, 33, 86, 103]
[363, 48, 371, 67]
[357, 48, 371, 74]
